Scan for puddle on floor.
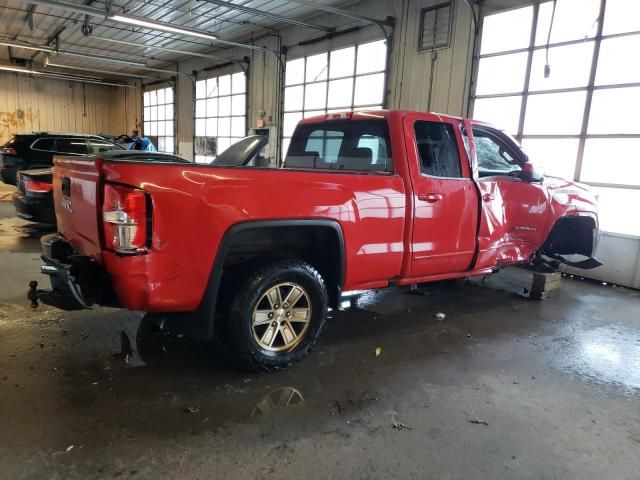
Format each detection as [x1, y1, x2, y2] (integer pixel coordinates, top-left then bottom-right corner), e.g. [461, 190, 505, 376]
[555, 324, 640, 395]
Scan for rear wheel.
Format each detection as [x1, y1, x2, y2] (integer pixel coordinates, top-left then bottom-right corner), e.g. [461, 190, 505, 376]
[225, 259, 328, 372]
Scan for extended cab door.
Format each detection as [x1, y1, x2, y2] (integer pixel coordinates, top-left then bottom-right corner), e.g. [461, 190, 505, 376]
[403, 113, 478, 277]
[469, 125, 551, 269]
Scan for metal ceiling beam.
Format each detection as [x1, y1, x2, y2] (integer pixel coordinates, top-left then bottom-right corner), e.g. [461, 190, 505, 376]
[199, 0, 333, 33]
[20, 0, 277, 55]
[91, 36, 230, 62]
[0, 39, 146, 67]
[0, 62, 135, 88]
[44, 61, 161, 80]
[284, 0, 393, 28]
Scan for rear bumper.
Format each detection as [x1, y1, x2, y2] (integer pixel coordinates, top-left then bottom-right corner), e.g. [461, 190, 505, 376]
[33, 234, 118, 311]
[13, 192, 55, 225]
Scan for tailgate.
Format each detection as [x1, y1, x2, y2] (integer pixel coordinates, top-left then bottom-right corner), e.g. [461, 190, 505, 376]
[53, 155, 104, 262]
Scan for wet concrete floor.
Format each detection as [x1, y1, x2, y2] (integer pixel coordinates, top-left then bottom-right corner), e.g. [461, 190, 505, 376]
[0, 203, 639, 479]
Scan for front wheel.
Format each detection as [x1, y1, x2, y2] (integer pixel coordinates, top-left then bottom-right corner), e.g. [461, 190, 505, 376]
[225, 259, 328, 372]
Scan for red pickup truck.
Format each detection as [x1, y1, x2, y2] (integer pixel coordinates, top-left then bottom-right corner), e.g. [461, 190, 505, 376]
[33, 110, 599, 371]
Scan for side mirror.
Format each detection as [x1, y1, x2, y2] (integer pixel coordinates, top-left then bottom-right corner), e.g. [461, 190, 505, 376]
[520, 161, 544, 182]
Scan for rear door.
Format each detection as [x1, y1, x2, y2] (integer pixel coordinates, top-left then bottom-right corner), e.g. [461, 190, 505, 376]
[53, 156, 103, 262]
[470, 125, 550, 269]
[403, 113, 478, 277]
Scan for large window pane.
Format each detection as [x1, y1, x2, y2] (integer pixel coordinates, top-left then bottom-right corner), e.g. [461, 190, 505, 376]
[591, 187, 640, 236]
[603, 0, 640, 35]
[475, 53, 528, 95]
[520, 138, 579, 179]
[472, 96, 522, 134]
[196, 80, 206, 99]
[284, 85, 304, 111]
[480, 6, 533, 55]
[283, 112, 303, 138]
[589, 87, 640, 134]
[193, 72, 247, 160]
[529, 42, 593, 91]
[524, 91, 586, 135]
[354, 73, 384, 106]
[328, 78, 353, 108]
[304, 82, 327, 110]
[306, 53, 328, 82]
[596, 35, 640, 86]
[286, 58, 305, 86]
[535, 0, 600, 45]
[356, 40, 387, 74]
[581, 138, 640, 186]
[231, 72, 245, 93]
[330, 46, 355, 78]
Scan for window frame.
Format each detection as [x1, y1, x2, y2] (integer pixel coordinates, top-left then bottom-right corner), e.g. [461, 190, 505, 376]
[282, 39, 389, 164]
[472, 0, 640, 192]
[143, 86, 176, 154]
[194, 70, 248, 163]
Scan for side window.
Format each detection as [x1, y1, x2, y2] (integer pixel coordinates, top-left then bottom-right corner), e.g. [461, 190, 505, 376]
[414, 121, 462, 178]
[473, 129, 521, 176]
[56, 138, 89, 154]
[88, 139, 120, 153]
[31, 138, 56, 152]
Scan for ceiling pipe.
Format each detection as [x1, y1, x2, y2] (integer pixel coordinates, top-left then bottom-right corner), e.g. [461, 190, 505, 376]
[198, 0, 333, 33]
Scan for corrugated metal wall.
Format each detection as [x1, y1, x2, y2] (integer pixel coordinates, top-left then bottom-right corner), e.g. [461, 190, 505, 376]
[0, 72, 140, 145]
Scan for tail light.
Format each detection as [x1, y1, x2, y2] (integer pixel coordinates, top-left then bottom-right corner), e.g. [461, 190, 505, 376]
[102, 183, 150, 254]
[24, 180, 53, 194]
[0, 147, 17, 155]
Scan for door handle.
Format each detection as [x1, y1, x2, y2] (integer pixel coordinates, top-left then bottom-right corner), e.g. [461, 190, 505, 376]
[482, 193, 494, 202]
[418, 193, 443, 203]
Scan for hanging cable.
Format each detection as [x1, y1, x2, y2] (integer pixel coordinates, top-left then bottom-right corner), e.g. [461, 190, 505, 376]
[544, 0, 558, 78]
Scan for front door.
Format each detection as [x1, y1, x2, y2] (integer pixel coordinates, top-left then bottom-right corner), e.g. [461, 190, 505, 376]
[470, 126, 551, 270]
[404, 114, 478, 277]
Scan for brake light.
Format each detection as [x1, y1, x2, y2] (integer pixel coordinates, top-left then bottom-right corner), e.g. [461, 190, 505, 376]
[102, 183, 149, 254]
[0, 147, 17, 155]
[24, 180, 53, 194]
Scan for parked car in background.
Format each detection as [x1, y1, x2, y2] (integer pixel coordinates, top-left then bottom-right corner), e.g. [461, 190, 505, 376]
[13, 168, 55, 227]
[0, 133, 122, 185]
[33, 110, 600, 372]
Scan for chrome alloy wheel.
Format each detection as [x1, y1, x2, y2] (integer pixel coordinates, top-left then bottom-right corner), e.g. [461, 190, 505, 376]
[252, 282, 312, 352]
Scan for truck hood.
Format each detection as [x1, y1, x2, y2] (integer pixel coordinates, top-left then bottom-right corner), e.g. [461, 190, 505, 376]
[543, 175, 598, 225]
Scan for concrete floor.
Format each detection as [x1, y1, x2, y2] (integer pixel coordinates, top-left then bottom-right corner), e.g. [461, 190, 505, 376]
[1, 201, 639, 480]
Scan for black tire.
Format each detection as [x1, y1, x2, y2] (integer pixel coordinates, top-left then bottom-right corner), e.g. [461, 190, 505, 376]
[225, 259, 328, 372]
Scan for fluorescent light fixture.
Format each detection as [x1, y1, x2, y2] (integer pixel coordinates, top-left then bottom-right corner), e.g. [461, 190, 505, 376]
[111, 15, 218, 41]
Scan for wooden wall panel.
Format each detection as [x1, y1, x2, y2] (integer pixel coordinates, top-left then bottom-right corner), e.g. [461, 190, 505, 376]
[0, 72, 139, 145]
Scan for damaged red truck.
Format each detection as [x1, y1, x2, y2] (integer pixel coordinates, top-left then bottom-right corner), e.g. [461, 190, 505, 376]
[32, 110, 599, 371]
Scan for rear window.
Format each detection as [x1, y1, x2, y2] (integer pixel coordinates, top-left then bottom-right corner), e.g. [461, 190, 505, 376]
[285, 120, 392, 172]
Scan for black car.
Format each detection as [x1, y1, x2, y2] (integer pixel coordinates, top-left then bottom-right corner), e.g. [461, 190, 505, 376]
[0, 133, 122, 185]
[13, 168, 56, 227]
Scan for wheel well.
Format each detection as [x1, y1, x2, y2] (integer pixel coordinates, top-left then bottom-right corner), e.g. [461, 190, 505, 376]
[220, 224, 344, 307]
[542, 216, 596, 257]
